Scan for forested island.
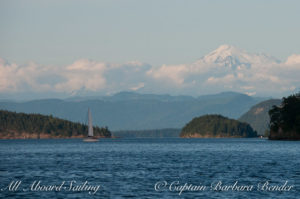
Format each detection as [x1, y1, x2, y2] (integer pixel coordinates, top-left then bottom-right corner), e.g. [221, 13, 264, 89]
[269, 93, 300, 140]
[180, 114, 257, 138]
[0, 110, 111, 139]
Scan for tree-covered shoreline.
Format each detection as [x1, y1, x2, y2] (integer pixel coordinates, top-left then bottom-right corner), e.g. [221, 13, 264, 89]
[180, 114, 257, 138]
[269, 93, 300, 140]
[0, 110, 111, 139]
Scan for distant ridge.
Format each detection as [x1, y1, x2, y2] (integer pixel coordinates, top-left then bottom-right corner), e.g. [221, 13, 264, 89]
[0, 91, 263, 131]
[239, 99, 281, 135]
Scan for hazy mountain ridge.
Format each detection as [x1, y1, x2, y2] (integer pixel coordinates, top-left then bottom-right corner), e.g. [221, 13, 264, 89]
[66, 91, 195, 102]
[0, 92, 264, 131]
[239, 99, 281, 135]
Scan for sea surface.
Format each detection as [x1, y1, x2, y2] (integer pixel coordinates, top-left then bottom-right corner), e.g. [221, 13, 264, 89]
[0, 138, 299, 198]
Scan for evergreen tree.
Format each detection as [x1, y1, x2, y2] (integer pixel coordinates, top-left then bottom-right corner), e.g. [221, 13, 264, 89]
[269, 92, 300, 140]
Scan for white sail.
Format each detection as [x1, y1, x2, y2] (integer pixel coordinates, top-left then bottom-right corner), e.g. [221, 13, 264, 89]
[88, 108, 93, 137]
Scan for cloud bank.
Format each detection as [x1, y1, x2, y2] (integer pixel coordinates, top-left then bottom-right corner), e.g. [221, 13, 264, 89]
[0, 45, 299, 98]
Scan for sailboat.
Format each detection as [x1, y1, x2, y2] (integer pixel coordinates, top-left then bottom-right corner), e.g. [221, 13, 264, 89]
[83, 108, 98, 142]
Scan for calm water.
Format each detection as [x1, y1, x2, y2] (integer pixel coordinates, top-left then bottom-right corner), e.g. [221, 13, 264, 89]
[0, 138, 299, 198]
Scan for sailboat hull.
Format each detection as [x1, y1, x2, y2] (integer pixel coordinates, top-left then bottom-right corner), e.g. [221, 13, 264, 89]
[83, 137, 98, 142]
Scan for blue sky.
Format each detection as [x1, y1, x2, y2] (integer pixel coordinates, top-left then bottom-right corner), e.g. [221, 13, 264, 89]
[0, 0, 299, 99]
[1, 0, 300, 65]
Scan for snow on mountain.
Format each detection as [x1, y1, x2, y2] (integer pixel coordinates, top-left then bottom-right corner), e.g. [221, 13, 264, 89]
[198, 44, 280, 69]
[0, 44, 297, 98]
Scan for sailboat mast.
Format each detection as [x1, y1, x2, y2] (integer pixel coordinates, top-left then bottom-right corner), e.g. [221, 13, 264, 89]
[88, 108, 93, 137]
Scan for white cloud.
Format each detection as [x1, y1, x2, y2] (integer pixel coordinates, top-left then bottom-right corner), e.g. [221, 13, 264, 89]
[245, 92, 256, 96]
[0, 58, 150, 95]
[206, 74, 235, 84]
[145, 46, 299, 96]
[0, 59, 54, 92]
[55, 59, 107, 92]
[286, 54, 300, 65]
[146, 64, 188, 86]
[0, 45, 299, 98]
[130, 82, 145, 91]
[240, 86, 254, 90]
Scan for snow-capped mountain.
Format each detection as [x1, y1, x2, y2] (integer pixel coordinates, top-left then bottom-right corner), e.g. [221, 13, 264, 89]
[0, 44, 297, 99]
[198, 44, 280, 69]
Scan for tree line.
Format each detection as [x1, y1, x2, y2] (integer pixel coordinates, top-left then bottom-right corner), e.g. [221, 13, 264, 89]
[180, 114, 257, 137]
[0, 110, 111, 138]
[269, 92, 300, 140]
